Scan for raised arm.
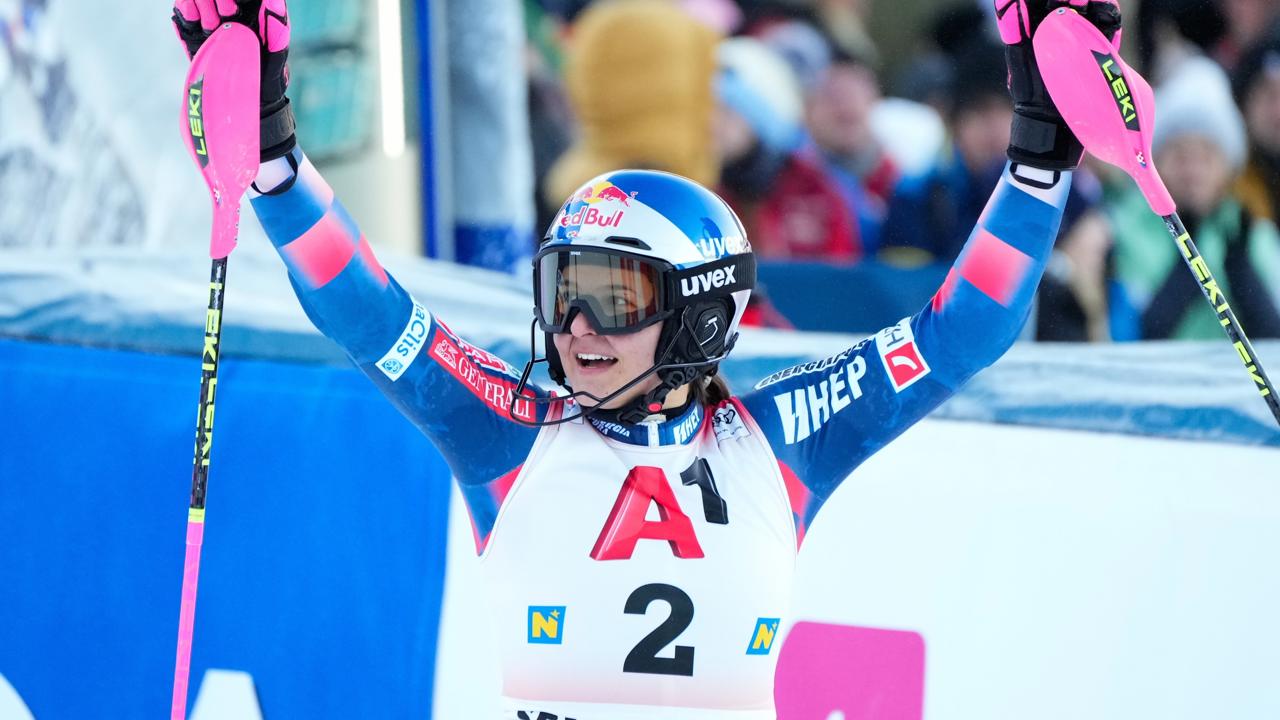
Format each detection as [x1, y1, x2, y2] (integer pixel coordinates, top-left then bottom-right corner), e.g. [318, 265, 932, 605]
[739, 164, 1070, 533]
[172, 0, 546, 550]
[250, 150, 547, 543]
[738, 0, 1123, 538]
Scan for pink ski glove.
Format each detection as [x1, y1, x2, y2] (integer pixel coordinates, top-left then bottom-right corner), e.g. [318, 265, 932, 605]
[173, 0, 295, 161]
[994, 0, 1122, 170]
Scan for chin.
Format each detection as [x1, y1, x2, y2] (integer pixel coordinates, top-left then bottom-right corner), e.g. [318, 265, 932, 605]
[565, 374, 646, 410]
[571, 390, 601, 408]
[575, 383, 624, 408]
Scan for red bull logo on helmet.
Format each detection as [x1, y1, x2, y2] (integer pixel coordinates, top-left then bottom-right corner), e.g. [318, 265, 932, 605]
[559, 180, 638, 232]
[560, 206, 624, 230]
[575, 180, 635, 206]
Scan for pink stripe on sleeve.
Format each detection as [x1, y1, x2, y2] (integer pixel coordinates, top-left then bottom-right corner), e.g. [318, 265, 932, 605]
[956, 228, 1033, 308]
[280, 210, 359, 289]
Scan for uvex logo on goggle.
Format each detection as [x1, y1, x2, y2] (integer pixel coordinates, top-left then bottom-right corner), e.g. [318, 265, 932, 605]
[681, 266, 736, 297]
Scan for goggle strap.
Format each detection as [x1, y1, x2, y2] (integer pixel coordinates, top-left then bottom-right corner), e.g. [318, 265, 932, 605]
[664, 254, 756, 309]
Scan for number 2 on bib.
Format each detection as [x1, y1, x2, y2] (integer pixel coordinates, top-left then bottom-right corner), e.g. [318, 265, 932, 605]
[623, 583, 695, 676]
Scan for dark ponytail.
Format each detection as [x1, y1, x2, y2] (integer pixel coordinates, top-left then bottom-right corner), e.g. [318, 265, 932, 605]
[691, 373, 732, 407]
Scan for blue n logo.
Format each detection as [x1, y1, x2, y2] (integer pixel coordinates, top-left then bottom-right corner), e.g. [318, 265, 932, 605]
[527, 606, 567, 645]
[746, 618, 781, 655]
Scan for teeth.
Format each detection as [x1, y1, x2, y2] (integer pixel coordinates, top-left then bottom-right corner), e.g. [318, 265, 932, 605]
[577, 353, 616, 361]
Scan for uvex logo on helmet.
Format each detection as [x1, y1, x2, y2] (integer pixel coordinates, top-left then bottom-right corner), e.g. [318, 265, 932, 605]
[680, 267, 737, 297]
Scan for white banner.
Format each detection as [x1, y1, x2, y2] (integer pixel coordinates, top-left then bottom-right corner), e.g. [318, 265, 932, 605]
[0, 0, 210, 250]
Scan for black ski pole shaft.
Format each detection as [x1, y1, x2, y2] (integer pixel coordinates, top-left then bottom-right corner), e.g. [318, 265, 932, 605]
[1162, 213, 1280, 426]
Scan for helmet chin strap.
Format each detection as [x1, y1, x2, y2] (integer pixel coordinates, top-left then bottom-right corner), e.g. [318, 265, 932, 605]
[509, 313, 734, 429]
[614, 357, 696, 425]
[616, 299, 736, 423]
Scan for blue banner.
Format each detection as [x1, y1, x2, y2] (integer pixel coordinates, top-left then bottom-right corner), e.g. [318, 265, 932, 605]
[0, 339, 450, 718]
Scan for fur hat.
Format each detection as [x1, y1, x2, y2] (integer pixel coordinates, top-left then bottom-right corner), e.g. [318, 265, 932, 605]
[545, 0, 720, 207]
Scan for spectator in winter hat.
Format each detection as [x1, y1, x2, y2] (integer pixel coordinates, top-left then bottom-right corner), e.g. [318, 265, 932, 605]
[714, 36, 860, 262]
[543, 0, 720, 207]
[754, 16, 833, 91]
[1109, 57, 1280, 340]
[1232, 23, 1280, 225]
[806, 50, 898, 255]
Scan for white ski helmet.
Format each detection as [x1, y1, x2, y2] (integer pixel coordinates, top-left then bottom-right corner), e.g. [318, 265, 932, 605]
[530, 169, 755, 421]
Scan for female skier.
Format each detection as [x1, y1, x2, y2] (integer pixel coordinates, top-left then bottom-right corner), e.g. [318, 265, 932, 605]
[173, 1, 1120, 718]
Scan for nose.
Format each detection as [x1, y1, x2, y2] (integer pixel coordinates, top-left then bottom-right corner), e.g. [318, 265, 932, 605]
[569, 311, 596, 338]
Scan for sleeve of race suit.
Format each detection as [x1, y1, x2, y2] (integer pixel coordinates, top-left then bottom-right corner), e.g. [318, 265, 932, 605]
[738, 164, 1071, 544]
[248, 148, 545, 545]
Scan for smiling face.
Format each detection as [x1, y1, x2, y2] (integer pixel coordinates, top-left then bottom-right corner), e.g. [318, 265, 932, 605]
[553, 314, 668, 409]
[548, 261, 687, 410]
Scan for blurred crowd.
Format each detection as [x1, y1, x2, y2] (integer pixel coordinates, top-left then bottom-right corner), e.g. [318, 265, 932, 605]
[521, 0, 1280, 341]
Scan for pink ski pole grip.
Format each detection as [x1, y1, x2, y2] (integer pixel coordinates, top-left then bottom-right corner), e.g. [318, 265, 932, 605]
[179, 22, 261, 259]
[1033, 8, 1175, 216]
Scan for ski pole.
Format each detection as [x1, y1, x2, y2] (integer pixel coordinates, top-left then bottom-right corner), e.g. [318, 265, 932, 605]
[172, 22, 261, 720]
[1033, 7, 1280, 427]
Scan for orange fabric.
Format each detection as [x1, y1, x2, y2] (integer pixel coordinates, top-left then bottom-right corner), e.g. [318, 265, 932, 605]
[546, 0, 721, 206]
[1236, 160, 1276, 222]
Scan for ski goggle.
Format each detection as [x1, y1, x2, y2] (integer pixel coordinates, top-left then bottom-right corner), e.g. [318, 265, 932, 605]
[535, 249, 670, 335]
[534, 246, 757, 335]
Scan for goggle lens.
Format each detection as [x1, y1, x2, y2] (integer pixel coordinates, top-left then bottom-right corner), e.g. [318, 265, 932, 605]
[536, 251, 664, 333]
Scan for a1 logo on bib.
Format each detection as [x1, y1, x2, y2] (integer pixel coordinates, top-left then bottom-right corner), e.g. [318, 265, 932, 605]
[591, 467, 705, 561]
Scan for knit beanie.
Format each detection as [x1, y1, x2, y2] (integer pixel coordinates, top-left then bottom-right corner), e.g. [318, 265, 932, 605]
[716, 36, 805, 153]
[545, 0, 720, 208]
[1152, 56, 1248, 172]
[756, 19, 833, 92]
